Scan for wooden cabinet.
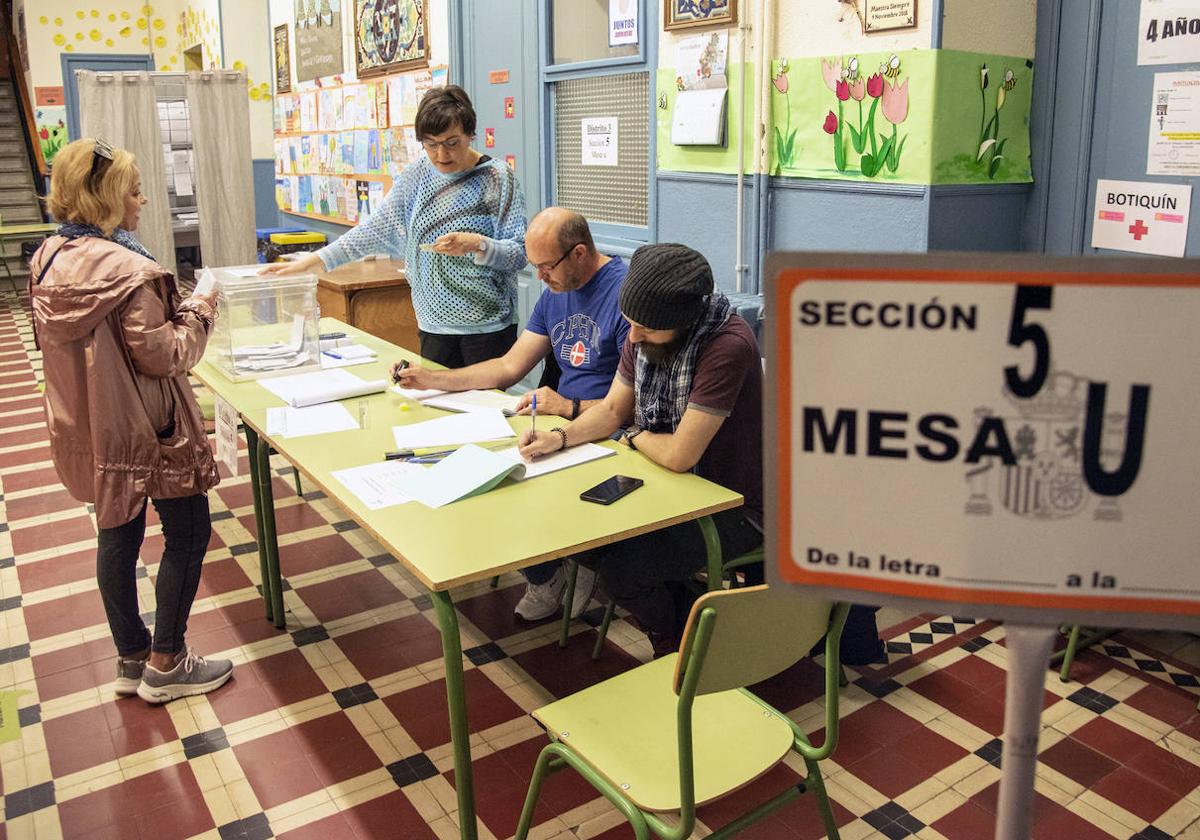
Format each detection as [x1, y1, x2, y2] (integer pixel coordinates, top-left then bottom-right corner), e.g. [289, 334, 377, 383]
[315, 259, 419, 351]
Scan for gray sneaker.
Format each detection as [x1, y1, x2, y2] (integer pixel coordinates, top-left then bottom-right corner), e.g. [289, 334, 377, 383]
[137, 649, 233, 704]
[115, 656, 147, 696]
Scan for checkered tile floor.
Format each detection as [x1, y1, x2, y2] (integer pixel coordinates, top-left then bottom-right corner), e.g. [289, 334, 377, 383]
[2, 287, 1200, 840]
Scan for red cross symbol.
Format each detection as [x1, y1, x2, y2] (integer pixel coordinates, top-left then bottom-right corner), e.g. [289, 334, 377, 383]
[1129, 219, 1150, 240]
[569, 341, 587, 367]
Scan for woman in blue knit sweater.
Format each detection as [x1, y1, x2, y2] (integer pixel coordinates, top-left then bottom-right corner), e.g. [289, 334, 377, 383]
[264, 85, 528, 367]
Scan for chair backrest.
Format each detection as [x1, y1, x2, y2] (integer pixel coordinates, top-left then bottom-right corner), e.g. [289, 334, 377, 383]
[673, 585, 834, 696]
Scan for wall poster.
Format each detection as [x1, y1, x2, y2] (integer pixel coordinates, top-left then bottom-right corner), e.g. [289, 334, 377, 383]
[274, 25, 292, 94]
[294, 0, 344, 83]
[1138, 0, 1200, 65]
[1147, 71, 1200, 176]
[355, 0, 429, 79]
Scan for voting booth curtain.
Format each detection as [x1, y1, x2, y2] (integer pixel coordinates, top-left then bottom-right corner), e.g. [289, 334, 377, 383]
[77, 71, 176, 274]
[186, 71, 256, 269]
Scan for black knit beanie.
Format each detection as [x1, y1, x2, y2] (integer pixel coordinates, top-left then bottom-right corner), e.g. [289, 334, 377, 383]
[618, 243, 714, 330]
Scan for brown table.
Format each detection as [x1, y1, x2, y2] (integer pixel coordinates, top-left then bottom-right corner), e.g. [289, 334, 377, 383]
[316, 258, 418, 349]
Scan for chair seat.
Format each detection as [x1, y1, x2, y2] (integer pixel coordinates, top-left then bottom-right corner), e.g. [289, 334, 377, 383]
[532, 654, 794, 813]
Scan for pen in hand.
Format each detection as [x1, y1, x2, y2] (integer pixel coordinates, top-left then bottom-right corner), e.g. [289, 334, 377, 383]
[531, 394, 537, 435]
[392, 359, 410, 384]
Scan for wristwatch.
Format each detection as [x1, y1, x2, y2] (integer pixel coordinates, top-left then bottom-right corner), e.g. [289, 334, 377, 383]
[622, 425, 643, 450]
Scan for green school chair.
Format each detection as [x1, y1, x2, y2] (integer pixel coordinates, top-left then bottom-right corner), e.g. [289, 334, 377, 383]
[515, 586, 850, 840]
[1051, 625, 1116, 682]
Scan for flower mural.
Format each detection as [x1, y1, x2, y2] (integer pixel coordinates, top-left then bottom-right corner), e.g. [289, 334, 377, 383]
[976, 64, 1017, 179]
[814, 53, 911, 178]
[771, 58, 798, 172]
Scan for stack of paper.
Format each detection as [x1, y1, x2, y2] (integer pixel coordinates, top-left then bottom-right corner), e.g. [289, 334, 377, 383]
[396, 444, 527, 508]
[387, 387, 521, 415]
[260, 368, 388, 407]
[331, 460, 423, 510]
[493, 442, 615, 479]
[391, 409, 514, 450]
[232, 314, 311, 373]
[321, 344, 378, 369]
[265, 403, 359, 438]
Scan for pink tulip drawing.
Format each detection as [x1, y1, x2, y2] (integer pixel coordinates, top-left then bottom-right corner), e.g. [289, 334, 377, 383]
[823, 111, 838, 134]
[836, 79, 850, 101]
[866, 73, 884, 98]
[772, 71, 788, 94]
[848, 78, 865, 101]
[881, 78, 909, 124]
[771, 59, 798, 171]
[821, 59, 843, 93]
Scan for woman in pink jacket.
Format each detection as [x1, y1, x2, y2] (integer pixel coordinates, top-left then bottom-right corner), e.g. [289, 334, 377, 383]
[30, 138, 233, 704]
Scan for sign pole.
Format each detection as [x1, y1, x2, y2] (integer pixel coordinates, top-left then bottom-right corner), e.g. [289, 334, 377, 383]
[994, 624, 1057, 840]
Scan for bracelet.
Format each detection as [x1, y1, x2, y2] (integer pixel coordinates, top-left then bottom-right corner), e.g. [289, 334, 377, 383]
[571, 398, 581, 419]
[551, 426, 568, 451]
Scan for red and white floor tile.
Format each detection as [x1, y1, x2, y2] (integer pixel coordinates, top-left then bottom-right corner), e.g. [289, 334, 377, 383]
[2, 288, 1199, 839]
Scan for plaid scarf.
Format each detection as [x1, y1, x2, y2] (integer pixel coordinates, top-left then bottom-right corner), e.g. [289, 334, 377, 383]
[633, 290, 732, 433]
[57, 223, 155, 262]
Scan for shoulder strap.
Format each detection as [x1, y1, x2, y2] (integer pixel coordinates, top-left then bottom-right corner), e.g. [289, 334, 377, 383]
[34, 237, 74, 285]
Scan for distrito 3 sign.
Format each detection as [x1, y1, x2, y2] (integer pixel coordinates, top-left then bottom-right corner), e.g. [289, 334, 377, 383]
[764, 252, 1200, 631]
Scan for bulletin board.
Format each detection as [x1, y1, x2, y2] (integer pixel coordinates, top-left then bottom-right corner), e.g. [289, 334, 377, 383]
[273, 64, 447, 226]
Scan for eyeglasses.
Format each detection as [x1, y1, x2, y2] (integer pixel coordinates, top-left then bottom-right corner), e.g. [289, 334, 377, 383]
[420, 135, 468, 151]
[530, 243, 584, 274]
[90, 138, 113, 183]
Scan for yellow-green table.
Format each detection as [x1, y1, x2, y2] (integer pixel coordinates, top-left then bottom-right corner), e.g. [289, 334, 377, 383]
[0, 223, 58, 280]
[192, 318, 743, 840]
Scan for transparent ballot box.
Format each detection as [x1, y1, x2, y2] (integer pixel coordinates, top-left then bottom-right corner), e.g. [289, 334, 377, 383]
[202, 265, 322, 381]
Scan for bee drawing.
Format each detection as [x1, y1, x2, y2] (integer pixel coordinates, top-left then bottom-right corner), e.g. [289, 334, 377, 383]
[880, 54, 901, 79]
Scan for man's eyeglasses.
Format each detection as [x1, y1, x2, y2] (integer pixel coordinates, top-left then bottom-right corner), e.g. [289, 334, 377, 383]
[421, 135, 468, 151]
[530, 243, 584, 274]
[90, 138, 113, 183]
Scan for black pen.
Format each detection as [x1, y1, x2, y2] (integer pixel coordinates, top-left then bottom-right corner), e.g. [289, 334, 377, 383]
[392, 359, 410, 384]
[384, 449, 414, 460]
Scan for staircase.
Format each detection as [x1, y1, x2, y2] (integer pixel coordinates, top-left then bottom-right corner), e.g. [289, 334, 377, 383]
[0, 80, 48, 287]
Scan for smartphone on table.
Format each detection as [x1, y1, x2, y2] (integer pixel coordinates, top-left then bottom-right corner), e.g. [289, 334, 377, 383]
[580, 475, 644, 505]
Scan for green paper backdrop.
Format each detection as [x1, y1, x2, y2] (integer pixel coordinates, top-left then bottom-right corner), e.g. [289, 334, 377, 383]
[656, 49, 1033, 186]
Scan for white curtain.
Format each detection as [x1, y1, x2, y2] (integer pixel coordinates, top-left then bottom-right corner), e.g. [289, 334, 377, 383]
[187, 70, 255, 268]
[77, 70, 175, 273]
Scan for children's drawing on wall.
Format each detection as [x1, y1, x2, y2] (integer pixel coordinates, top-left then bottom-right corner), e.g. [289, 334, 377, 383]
[977, 64, 1015, 179]
[36, 107, 68, 167]
[771, 59, 798, 172]
[933, 54, 1032, 184]
[817, 53, 908, 178]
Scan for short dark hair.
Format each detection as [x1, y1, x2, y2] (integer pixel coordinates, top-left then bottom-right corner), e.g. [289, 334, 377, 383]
[415, 85, 477, 140]
[555, 210, 596, 254]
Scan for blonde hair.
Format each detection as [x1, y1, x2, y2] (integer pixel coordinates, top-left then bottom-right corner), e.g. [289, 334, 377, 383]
[46, 138, 139, 236]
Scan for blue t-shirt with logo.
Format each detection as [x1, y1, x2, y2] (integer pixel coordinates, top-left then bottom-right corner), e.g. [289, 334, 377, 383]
[525, 256, 629, 400]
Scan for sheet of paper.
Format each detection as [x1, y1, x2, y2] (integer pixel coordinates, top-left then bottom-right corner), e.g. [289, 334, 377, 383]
[265, 403, 359, 438]
[391, 410, 514, 450]
[260, 368, 387, 407]
[215, 397, 239, 475]
[1092, 178, 1192, 257]
[493, 442, 616, 479]
[390, 385, 448, 401]
[334, 344, 377, 359]
[395, 444, 525, 509]
[171, 150, 193, 196]
[331, 460, 422, 510]
[1138, 0, 1200, 65]
[320, 354, 377, 369]
[1147, 71, 1200, 176]
[422, 390, 522, 415]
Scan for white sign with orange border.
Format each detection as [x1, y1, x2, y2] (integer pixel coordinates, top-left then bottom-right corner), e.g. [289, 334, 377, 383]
[765, 253, 1200, 631]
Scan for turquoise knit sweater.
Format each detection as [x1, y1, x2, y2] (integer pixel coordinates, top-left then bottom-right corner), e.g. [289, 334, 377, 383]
[316, 156, 527, 334]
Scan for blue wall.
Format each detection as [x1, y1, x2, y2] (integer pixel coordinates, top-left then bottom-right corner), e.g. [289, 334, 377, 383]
[252, 159, 281, 230]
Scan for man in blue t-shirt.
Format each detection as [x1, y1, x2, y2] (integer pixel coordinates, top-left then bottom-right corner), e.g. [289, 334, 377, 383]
[396, 207, 629, 620]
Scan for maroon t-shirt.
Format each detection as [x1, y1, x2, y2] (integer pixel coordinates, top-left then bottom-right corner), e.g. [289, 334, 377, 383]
[618, 315, 763, 528]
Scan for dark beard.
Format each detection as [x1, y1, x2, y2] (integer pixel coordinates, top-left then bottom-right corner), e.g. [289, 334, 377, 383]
[639, 333, 687, 365]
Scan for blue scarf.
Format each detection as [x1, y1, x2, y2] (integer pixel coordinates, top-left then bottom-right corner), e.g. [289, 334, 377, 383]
[633, 291, 733, 433]
[57, 222, 155, 262]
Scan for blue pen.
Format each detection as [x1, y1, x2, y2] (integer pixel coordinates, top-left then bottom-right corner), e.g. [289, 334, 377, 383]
[531, 394, 537, 434]
[322, 350, 343, 360]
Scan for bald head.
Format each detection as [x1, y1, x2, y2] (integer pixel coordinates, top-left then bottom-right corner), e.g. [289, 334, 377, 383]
[528, 207, 595, 255]
[525, 207, 605, 293]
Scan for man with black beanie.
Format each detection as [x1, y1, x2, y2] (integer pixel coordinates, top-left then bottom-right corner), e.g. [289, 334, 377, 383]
[518, 243, 764, 655]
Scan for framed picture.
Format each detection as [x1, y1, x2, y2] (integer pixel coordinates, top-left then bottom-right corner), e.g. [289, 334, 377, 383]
[294, 0, 344, 82]
[355, 0, 429, 79]
[274, 25, 291, 94]
[664, 0, 737, 31]
[862, 0, 917, 33]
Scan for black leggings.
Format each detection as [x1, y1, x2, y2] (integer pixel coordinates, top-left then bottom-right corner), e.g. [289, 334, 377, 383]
[96, 494, 211, 657]
[418, 324, 518, 369]
[578, 509, 763, 639]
